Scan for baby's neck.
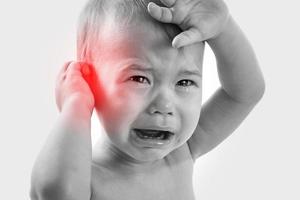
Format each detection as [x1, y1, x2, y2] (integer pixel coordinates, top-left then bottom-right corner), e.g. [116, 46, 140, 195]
[92, 137, 166, 177]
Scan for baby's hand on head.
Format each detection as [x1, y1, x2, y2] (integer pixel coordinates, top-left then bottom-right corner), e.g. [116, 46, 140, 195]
[55, 61, 95, 115]
[147, 0, 229, 48]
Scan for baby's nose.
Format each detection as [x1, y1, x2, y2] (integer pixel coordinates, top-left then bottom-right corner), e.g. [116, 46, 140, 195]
[147, 92, 174, 116]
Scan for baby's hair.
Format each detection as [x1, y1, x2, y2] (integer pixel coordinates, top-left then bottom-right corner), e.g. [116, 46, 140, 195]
[77, 0, 181, 64]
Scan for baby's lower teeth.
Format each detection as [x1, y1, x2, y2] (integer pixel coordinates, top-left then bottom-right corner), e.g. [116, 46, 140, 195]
[137, 130, 165, 140]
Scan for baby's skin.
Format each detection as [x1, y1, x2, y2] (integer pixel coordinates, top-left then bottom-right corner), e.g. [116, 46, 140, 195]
[30, 0, 265, 200]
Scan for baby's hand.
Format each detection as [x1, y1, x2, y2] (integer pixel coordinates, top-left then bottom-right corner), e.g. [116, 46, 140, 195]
[147, 0, 229, 48]
[55, 61, 95, 115]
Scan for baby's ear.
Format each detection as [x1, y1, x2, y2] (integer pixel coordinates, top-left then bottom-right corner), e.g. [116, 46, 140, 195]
[80, 62, 106, 108]
[81, 62, 92, 76]
[80, 62, 96, 89]
[80, 62, 96, 95]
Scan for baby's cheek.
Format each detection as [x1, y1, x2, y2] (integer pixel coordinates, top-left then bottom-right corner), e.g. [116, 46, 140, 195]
[115, 89, 146, 119]
[184, 104, 202, 131]
[97, 88, 145, 135]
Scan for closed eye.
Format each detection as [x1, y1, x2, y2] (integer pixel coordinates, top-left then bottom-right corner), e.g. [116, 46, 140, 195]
[128, 76, 150, 84]
[177, 79, 197, 87]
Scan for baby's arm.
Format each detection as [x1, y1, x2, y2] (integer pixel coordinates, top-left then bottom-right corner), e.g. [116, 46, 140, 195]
[188, 16, 265, 159]
[148, 0, 265, 160]
[30, 62, 94, 200]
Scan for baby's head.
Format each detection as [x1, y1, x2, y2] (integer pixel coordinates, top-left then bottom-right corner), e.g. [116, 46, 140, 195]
[77, 0, 204, 162]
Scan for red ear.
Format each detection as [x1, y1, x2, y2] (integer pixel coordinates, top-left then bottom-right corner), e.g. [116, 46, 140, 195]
[80, 62, 106, 109]
[80, 62, 93, 88]
[81, 63, 91, 76]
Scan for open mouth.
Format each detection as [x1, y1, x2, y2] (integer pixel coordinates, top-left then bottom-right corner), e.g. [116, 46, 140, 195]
[133, 129, 174, 140]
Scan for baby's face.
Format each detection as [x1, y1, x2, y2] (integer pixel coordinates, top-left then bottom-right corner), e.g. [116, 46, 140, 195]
[93, 20, 204, 162]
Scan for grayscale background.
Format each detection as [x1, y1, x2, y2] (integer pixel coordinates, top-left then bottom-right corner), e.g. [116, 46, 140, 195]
[0, 0, 299, 199]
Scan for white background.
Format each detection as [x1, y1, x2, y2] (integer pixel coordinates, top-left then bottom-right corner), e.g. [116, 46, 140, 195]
[0, 0, 299, 199]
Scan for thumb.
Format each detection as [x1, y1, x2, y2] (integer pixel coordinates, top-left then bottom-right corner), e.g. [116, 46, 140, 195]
[172, 28, 204, 48]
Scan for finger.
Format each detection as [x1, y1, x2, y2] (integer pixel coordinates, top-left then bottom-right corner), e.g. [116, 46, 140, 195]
[172, 28, 204, 48]
[62, 61, 72, 72]
[159, 0, 176, 7]
[67, 61, 82, 71]
[57, 61, 72, 77]
[56, 61, 72, 83]
[147, 2, 174, 23]
[66, 62, 82, 77]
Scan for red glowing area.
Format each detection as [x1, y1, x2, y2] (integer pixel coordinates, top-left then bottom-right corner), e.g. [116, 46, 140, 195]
[78, 21, 162, 136]
[80, 62, 107, 110]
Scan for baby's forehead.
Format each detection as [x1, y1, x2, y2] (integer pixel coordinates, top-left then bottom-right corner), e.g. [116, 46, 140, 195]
[96, 21, 203, 69]
[111, 0, 181, 43]
[93, 5, 204, 67]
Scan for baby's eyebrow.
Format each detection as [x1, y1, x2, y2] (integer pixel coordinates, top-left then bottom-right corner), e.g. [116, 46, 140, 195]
[178, 69, 202, 78]
[117, 59, 202, 78]
[121, 64, 153, 72]
[120, 65, 201, 77]
[117, 59, 152, 73]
